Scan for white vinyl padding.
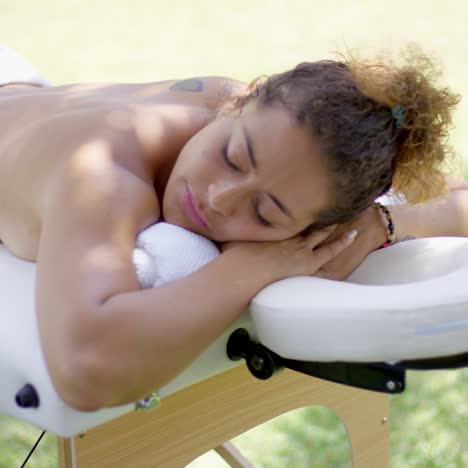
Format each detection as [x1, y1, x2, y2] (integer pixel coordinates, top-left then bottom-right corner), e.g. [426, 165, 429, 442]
[252, 237, 468, 362]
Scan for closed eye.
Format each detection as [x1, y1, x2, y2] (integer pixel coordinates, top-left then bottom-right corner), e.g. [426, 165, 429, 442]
[224, 144, 271, 227]
[255, 199, 272, 227]
[223, 145, 241, 172]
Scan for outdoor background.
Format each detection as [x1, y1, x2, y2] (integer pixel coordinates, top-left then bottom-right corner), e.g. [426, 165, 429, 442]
[1, 0, 467, 466]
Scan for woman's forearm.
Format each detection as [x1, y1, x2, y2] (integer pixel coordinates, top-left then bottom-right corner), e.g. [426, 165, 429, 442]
[68, 248, 272, 410]
[391, 186, 468, 241]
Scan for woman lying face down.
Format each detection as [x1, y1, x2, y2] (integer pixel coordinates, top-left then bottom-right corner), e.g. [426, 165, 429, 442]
[1, 45, 461, 410]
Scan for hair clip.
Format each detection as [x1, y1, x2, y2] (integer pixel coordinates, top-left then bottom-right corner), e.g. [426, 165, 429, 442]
[391, 105, 405, 129]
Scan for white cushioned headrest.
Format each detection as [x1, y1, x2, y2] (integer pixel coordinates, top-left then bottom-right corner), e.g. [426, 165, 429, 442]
[251, 237, 468, 362]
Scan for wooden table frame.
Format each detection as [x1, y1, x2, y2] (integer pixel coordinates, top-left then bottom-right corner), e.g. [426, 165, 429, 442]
[58, 365, 390, 467]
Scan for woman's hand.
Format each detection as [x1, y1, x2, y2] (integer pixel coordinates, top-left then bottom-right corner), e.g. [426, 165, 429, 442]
[313, 206, 388, 280]
[221, 225, 357, 284]
[314, 178, 468, 281]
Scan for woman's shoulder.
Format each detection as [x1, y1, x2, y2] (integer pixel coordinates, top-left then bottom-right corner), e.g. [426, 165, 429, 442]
[162, 76, 247, 111]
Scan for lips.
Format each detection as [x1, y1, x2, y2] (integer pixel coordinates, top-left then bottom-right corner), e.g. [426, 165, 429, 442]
[183, 187, 210, 229]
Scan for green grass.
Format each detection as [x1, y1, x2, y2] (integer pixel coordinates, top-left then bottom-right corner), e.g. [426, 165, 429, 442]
[1, 1, 468, 466]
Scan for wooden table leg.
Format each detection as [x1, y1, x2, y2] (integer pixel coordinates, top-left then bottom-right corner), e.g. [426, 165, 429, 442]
[56, 366, 390, 467]
[57, 437, 75, 468]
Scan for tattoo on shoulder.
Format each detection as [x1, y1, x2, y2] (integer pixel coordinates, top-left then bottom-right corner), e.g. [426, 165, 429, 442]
[395, 235, 416, 244]
[170, 78, 204, 92]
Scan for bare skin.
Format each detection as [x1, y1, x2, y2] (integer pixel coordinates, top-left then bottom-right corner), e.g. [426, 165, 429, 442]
[0, 78, 355, 411]
[0, 79, 222, 258]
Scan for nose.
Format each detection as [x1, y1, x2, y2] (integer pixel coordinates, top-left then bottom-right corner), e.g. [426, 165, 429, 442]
[207, 181, 245, 217]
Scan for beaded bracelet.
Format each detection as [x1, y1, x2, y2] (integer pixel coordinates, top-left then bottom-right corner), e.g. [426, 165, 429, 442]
[372, 201, 395, 248]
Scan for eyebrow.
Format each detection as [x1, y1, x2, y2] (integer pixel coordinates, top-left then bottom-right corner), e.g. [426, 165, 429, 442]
[241, 123, 295, 222]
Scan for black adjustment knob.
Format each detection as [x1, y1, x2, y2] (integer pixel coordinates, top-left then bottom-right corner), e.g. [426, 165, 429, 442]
[227, 328, 250, 361]
[15, 384, 40, 408]
[246, 345, 277, 380]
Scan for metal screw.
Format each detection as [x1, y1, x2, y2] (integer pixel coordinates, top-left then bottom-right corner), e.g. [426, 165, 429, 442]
[386, 380, 396, 391]
[251, 355, 265, 371]
[381, 417, 388, 424]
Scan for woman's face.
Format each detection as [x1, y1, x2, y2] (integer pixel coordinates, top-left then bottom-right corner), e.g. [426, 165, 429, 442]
[163, 102, 332, 242]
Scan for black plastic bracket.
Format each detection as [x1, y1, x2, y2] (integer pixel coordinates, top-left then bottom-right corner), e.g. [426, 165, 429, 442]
[227, 328, 405, 394]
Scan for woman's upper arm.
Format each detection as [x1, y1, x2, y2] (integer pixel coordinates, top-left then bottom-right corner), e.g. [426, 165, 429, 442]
[35, 141, 158, 394]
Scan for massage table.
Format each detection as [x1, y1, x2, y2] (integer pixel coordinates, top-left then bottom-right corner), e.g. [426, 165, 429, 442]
[2, 234, 468, 467]
[2, 45, 467, 467]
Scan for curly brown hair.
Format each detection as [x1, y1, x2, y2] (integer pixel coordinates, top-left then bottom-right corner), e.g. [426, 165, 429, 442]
[233, 46, 460, 229]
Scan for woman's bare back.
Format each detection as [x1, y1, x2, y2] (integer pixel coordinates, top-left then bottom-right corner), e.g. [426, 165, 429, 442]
[0, 78, 239, 259]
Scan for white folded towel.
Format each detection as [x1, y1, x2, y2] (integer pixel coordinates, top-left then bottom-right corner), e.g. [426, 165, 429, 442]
[133, 222, 220, 288]
[0, 45, 51, 87]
